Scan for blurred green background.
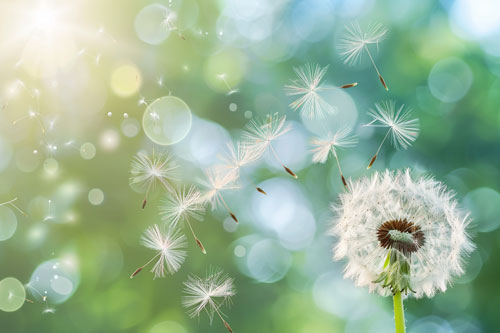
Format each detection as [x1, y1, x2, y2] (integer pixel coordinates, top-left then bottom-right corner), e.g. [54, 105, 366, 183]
[0, 0, 499, 332]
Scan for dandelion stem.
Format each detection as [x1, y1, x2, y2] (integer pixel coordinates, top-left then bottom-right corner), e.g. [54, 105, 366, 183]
[214, 303, 233, 333]
[367, 128, 391, 169]
[332, 149, 348, 188]
[142, 181, 153, 209]
[130, 252, 161, 278]
[364, 45, 389, 91]
[269, 143, 297, 179]
[393, 291, 405, 333]
[220, 194, 238, 223]
[0, 198, 27, 216]
[186, 220, 206, 254]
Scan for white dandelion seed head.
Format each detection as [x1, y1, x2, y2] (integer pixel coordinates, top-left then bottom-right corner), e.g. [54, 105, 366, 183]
[161, 9, 178, 31]
[129, 150, 180, 194]
[159, 185, 206, 227]
[338, 22, 388, 65]
[365, 100, 419, 150]
[330, 169, 474, 298]
[141, 224, 187, 278]
[241, 113, 291, 156]
[182, 268, 235, 322]
[310, 127, 358, 164]
[200, 166, 240, 210]
[284, 63, 336, 119]
[219, 140, 262, 176]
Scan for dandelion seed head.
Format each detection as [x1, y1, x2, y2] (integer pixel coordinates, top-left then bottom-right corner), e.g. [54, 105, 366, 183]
[366, 100, 420, 150]
[310, 127, 358, 164]
[330, 169, 474, 298]
[141, 224, 187, 278]
[182, 268, 235, 321]
[338, 22, 388, 65]
[159, 185, 205, 227]
[284, 64, 336, 119]
[241, 113, 291, 156]
[200, 166, 240, 210]
[129, 150, 180, 195]
[219, 141, 261, 176]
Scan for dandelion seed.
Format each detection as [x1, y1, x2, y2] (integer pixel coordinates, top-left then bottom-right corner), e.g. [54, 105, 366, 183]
[0, 197, 27, 216]
[330, 169, 474, 329]
[182, 268, 235, 333]
[284, 64, 357, 119]
[159, 186, 207, 254]
[161, 8, 185, 40]
[129, 150, 180, 209]
[216, 73, 238, 95]
[131, 224, 187, 279]
[12, 108, 46, 135]
[364, 101, 419, 169]
[338, 22, 389, 91]
[219, 141, 266, 195]
[200, 166, 240, 223]
[310, 127, 358, 187]
[241, 113, 297, 178]
[26, 283, 53, 313]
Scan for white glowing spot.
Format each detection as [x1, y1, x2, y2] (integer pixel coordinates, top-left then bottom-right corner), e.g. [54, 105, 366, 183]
[99, 129, 120, 151]
[32, 7, 58, 33]
[229, 103, 237, 112]
[33, 150, 38, 155]
[88, 188, 104, 206]
[107, 112, 112, 117]
[234, 245, 246, 257]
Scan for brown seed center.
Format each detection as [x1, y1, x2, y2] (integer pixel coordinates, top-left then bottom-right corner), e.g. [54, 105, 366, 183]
[376, 218, 425, 256]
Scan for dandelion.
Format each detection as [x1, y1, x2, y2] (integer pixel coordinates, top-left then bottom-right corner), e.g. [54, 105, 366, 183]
[310, 127, 358, 187]
[159, 185, 207, 254]
[129, 150, 180, 209]
[0, 197, 27, 216]
[130, 224, 187, 279]
[200, 166, 240, 223]
[338, 22, 389, 90]
[284, 64, 357, 119]
[26, 283, 53, 314]
[241, 113, 297, 178]
[182, 268, 236, 333]
[161, 8, 185, 40]
[330, 169, 474, 332]
[219, 141, 266, 195]
[216, 73, 238, 95]
[364, 101, 419, 169]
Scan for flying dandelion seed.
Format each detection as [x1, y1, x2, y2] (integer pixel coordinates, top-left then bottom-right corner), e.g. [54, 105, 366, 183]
[200, 166, 240, 223]
[338, 22, 389, 91]
[330, 169, 474, 332]
[310, 127, 358, 187]
[219, 141, 266, 195]
[284, 64, 357, 119]
[161, 8, 185, 40]
[159, 186, 207, 254]
[182, 268, 235, 333]
[364, 101, 419, 169]
[25, 283, 53, 314]
[241, 113, 297, 178]
[129, 150, 180, 209]
[130, 224, 187, 279]
[12, 109, 46, 135]
[216, 73, 239, 95]
[0, 198, 27, 217]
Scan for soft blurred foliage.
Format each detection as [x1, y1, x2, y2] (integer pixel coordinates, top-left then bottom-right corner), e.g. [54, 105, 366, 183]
[0, 0, 499, 332]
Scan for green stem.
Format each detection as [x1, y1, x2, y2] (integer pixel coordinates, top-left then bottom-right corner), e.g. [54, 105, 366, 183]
[393, 291, 406, 333]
